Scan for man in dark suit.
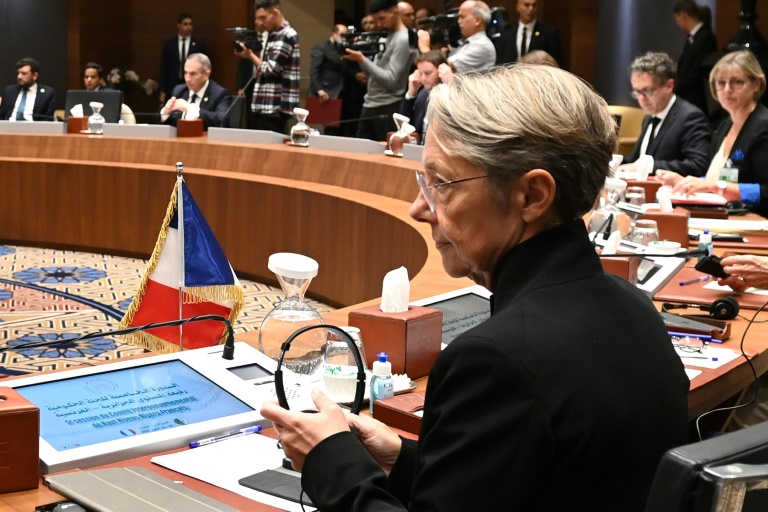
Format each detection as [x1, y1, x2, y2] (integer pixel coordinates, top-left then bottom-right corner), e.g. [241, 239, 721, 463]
[673, 0, 718, 115]
[0, 57, 56, 122]
[159, 13, 207, 104]
[309, 25, 348, 103]
[494, 0, 563, 67]
[160, 54, 231, 130]
[619, 52, 710, 177]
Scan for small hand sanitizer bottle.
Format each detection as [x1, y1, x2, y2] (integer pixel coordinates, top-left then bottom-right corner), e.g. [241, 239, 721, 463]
[698, 229, 713, 262]
[370, 352, 394, 415]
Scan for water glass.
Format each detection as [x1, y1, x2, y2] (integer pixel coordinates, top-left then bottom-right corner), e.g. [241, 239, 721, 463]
[629, 219, 660, 246]
[625, 186, 646, 206]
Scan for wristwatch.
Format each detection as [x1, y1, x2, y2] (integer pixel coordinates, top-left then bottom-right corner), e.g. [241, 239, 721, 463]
[717, 180, 728, 196]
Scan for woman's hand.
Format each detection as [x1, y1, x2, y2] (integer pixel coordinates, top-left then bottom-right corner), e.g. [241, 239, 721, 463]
[655, 169, 685, 188]
[260, 389, 350, 472]
[669, 175, 713, 195]
[347, 412, 403, 476]
[718, 254, 768, 291]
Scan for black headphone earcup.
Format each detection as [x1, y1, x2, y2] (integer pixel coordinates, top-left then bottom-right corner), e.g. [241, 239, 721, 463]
[709, 297, 739, 320]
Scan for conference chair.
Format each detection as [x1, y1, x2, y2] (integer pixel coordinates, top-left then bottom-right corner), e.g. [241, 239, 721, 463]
[120, 104, 136, 124]
[607, 105, 644, 156]
[644, 420, 768, 512]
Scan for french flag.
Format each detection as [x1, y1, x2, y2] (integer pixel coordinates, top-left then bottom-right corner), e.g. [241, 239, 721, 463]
[119, 179, 244, 352]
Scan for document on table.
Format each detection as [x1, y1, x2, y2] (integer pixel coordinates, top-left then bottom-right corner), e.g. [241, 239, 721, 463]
[677, 346, 743, 369]
[685, 368, 702, 380]
[704, 281, 768, 296]
[151, 433, 316, 512]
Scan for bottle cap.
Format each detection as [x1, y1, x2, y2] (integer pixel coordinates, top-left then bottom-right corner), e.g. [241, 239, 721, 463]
[377, 352, 388, 362]
[372, 352, 391, 376]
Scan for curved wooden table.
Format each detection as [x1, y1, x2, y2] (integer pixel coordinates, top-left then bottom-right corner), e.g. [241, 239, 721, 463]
[1, 133, 767, 510]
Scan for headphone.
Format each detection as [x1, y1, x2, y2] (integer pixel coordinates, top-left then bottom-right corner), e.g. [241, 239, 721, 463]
[661, 297, 740, 320]
[275, 325, 366, 415]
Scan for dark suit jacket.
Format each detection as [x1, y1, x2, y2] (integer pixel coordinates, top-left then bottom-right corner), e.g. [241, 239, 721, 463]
[494, 20, 563, 67]
[400, 86, 429, 142]
[712, 103, 768, 217]
[676, 25, 717, 115]
[164, 80, 231, 130]
[309, 40, 344, 99]
[301, 220, 689, 512]
[159, 35, 207, 98]
[626, 97, 710, 176]
[0, 83, 56, 121]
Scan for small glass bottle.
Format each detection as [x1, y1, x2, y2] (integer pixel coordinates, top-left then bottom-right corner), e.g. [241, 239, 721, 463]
[258, 253, 326, 380]
[698, 230, 713, 262]
[88, 101, 105, 134]
[290, 107, 311, 146]
[369, 352, 394, 415]
[588, 177, 632, 239]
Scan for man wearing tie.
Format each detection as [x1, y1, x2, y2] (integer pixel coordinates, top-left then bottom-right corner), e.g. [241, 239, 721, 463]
[618, 52, 710, 177]
[159, 13, 208, 104]
[673, 0, 717, 115]
[160, 53, 231, 130]
[0, 57, 56, 122]
[494, 0, 562, 67]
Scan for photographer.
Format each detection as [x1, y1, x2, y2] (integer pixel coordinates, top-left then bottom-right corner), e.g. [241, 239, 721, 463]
[343, 0, 412, 142]
[236, 0, 299, 134]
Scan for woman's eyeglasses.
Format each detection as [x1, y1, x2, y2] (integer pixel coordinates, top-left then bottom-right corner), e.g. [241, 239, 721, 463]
[712, 78, 752, 91]
[415, 170, 489, 213]
[671, 335, 709, 354]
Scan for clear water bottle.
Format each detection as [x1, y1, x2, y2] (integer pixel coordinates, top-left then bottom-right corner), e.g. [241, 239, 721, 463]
[388, 113, 416, 157]
[290, 108, 311, 146]
[698, 230, 713, 262]
[369, 352, 394, 415]
[258, 253, 325, 380]
[88, 101, 105, 134]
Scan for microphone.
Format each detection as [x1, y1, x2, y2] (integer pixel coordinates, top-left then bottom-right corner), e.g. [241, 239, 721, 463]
[0, 314, 236, 360]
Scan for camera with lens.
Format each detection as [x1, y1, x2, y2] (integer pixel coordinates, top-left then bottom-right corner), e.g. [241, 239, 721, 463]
[417, 10, 461, 48]
[416, 6, 506, 48]
[226, 27, 263, 54]
[333, 27, 388, 57]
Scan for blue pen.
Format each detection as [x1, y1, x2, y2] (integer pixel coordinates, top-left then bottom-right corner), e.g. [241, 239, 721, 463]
[189, 425, 263, 449]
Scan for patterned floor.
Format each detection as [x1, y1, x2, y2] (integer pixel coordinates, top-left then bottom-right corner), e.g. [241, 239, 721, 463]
[0, 245, 334, 377]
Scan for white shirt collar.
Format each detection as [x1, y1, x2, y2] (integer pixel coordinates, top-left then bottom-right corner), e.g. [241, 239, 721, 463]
[190, 80, 210, 100]
[519, 19, 536, 32]
[654, 94, 676, 121]
[689, 22, 703, 38]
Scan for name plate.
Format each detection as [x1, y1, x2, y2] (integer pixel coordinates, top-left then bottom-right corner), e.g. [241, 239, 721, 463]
[208, 127, 285, 144]
[102, 124, 176, 138]
[402, 143, 423, 162]
[309, 134, 384, 154]
[0, 120, 65, 134]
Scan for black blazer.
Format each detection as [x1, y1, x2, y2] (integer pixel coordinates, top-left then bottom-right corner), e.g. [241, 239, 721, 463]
[159, 35, 207, 99]
[0, 83, 56, 121]
[676, 25, 717, 114]
[494, 21, 563, 67]
[711, 103, 768, 217]
[626, 97, 710, 177]
[309, 40, 345, 99]
[301, 220, 689, 512]
[164, 80, 232, 130]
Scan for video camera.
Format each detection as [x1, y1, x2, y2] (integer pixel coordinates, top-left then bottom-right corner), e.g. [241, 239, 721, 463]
[333, 27, 388, 57]
[226, 27, 263, 54]
[416, 6, 507, 48]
